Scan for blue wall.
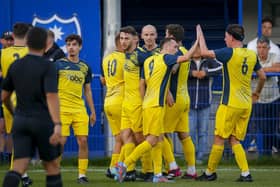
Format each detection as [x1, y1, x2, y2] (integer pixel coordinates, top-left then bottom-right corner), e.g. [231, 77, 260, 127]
[0, 0, 105, 157]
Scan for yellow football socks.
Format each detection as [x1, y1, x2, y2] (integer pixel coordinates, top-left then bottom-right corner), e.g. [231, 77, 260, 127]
[232, 144, 249, 172]
[206, 144, 224, 174]
[162, 137, 175, 166]
[78, 159, 88, 175]
[141, 150, 153, 173]
[182, 137, 196, 166]
[110, 153, 119, 168]
[152, 141, 163, 175]
[124, 141, 152, 169]
[125, 143, 136, 172]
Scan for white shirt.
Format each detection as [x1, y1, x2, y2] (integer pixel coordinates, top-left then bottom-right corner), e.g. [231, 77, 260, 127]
[251, 53, 280, 103]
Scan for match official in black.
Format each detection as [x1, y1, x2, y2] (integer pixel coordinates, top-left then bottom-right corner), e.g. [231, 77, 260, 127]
[2, 27, 63, 187]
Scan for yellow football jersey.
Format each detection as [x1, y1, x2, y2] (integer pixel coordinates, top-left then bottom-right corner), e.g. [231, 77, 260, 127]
[1, 46, 28, 78]
[214, 47, 261, 109]
[57, 58, 92, 112]
[169, 46, 190, 105]
[102, 50, 125, 106]
[123, 48, 150, 106]
[142, 53, 179, 108]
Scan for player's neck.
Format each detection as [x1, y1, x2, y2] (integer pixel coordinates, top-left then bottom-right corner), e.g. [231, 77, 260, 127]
[126, 46, 136, 53]
[231, 41, 243, 48]
[178, 41, 183, 46]
[28, 48, 44, 56]
[144, 43, 157, 51]
[45, 43, 53, 52]
[68, 55, 79, 63]
[13, 39, 26, 47]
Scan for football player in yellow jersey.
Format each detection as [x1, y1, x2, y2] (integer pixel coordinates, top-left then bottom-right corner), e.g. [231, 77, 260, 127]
[101, 33, 126, 178]
[115, 37, 199, 183]
[161, 24, 197, 179]
[131, 24, 160, 180]
[196, 25, 266, 182]
[57, 34, 96, 184]
[0, 22, 33, 187]
[116, 26, 152, 181]
[140, 25, 160, 54]
[0, 31, 14, 165]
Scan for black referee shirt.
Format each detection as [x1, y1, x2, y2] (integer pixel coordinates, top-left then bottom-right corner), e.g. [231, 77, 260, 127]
[2, 54, 58, 117]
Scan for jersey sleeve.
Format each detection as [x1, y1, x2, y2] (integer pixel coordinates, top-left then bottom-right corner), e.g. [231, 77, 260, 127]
[44, 62, 58, 93]
[163, 54, 178, 66]
[85, 65, 92, 84]
[214, 47, 233, 64]
[140, 66, 145, 79]
[253, 58, 262, 72]
[137, 50, 151, 66]
[2, 63, 14, 92]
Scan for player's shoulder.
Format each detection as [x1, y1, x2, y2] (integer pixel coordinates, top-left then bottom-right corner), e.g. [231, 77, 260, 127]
[179, 46, 188, 54]
[104, 50, 125, 60]
[136, 46, 145, 53]
[1, 46, 26, 54]
[79, 58, 89, 67]
[144, 54, 156, 64]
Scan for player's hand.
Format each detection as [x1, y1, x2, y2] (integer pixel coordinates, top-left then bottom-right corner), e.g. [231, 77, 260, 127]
[192, 70, 199, 77]
[89, 112, 96, 127]
[196, 25, 201, 39]
[171, 64, 180, 74]
[197, 70, 206, 79]
[252, 92, 260, 103]
[50, 125, 62, 146]
[166, 91, 175, 107]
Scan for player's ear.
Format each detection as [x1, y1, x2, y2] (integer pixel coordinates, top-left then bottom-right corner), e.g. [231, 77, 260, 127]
[79, 45, 82, 50]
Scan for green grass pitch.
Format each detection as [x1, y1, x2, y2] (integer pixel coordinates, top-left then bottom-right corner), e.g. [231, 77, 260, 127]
[1, 165, 280, 187]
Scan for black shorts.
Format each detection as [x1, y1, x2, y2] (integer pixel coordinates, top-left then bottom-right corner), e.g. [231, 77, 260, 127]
[12, 115, 61, 161]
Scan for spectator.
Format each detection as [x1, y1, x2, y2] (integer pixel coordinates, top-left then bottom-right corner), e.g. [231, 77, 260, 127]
[43, 30, 65, 61]
[247, 17, 280, 59]
[0, 31, 14, 49]
[249, 36, 280, 155]
[188, 46, 222, 163]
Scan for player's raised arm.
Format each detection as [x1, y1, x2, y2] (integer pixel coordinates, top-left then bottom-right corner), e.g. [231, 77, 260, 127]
[197, 25, 216, 59]
[177, 39, 198, 63]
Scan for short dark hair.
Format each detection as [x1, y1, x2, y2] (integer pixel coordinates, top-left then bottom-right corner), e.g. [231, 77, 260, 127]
[114, 32, 120, 46]
[26, 27, 47, 50]
[226, 24, 245, 41]
[65, 34, 82, 46]
[257, 35, 270, 46]
[165, 24, 185, 42]
[120, 26, 137, 36]
[262, 17, 273, 26]
[13, 22, 30, 39]
[159, 37, 176, 50]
